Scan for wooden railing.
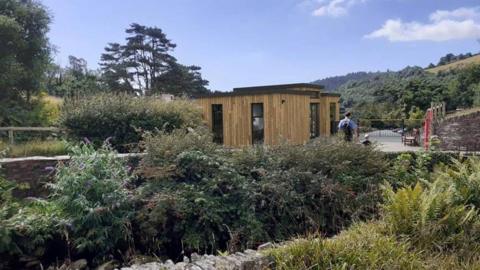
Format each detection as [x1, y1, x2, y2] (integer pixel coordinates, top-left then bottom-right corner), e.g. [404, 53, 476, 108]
[0, 127, 61, 144]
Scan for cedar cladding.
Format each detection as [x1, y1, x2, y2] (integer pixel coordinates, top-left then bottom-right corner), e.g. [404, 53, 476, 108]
[196, 85, 340, 147]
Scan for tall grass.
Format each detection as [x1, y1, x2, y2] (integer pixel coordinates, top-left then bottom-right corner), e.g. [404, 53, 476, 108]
[268, 222, 423, 270]
[0, 140, 68, 158]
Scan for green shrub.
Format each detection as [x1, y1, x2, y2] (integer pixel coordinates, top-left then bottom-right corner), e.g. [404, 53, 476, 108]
[268, 222, 423, 270]
[383, 157, 480, 252]
[48, 143, 134, 259]
[60, 94, 203, 152]
[135, 133, 390, 257]
[386, 152, 432, 187]
[0, 177, 63, 269]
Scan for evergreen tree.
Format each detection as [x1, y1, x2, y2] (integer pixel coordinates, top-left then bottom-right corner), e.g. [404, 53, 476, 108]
[99, 23, 209, 96]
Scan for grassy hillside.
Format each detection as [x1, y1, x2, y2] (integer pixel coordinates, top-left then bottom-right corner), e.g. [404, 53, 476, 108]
[426, 54, 480, 73]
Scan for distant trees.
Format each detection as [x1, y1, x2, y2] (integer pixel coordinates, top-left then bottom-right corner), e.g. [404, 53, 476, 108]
[333, 64, 480, 120]
[45, 56, 104, 97]
[437, 52, 474, 66]
[100, 23, 209, 96]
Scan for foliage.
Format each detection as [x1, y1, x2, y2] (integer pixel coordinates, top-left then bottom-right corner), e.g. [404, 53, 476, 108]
[315, 63, 480, 120]
[48, 143, 134, 259]
[436, 52, 476, 67]
[100, 23, 209, 96]
[0, 0, 51, 126]
[0, 139, 67, 158]
[269, 156, 480, 270]
[268, 222, 423, 270]
[383, 157, 480, 252]
[135, 133, 389, 257]
[60, 94, 203, 152]
[0, 176, 63, 269]
[386, 152, 432, 188]
[45, 56, 105, 97]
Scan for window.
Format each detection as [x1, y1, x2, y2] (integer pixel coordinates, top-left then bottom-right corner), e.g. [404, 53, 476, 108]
[212, 104, 223, 143]
[310, 103, 320, 138]
[330, 102, 337, 134]
[251, 103, 264, 144]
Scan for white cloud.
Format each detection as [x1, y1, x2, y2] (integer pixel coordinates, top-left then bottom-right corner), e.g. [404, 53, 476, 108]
[312, 0, 365, 17]
[366, 7, 480, 42]
[429, 7, 480, 22]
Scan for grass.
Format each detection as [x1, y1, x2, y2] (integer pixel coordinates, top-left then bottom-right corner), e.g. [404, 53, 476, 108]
[0, 140, 68, 158]
[426, 54, 480, 74]
[267, 222, 423, 270]
[266, 222, 480, 270]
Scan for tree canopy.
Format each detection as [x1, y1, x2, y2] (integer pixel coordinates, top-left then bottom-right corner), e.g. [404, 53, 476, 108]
[0, 0, 51, 126]
[100, 23, 209, 96]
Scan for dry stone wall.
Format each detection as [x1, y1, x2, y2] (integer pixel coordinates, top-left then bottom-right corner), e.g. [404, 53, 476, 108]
[435, 111, 480, 151]
[119, 248, 273, 270]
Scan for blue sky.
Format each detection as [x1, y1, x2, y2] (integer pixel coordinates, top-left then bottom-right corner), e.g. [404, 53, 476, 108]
[42, 0, 480, 91]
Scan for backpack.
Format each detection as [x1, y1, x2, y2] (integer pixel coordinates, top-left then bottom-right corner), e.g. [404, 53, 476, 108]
[341, 119, 352, 140]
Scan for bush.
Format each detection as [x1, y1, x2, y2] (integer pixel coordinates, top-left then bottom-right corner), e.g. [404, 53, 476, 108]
[0, 93, 61, 128]
[134, 133, 390, 257]
[60, 94, 203, 152]
[49, 143, 135, 260]
[383, 157, 480, 252]
[0, 177, 63, 269]
[268, 222, 423, 270]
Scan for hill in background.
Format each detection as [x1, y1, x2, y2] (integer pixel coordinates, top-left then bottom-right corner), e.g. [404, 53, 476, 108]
[311, 51, 480, 118]
[426, 54, 480, 74]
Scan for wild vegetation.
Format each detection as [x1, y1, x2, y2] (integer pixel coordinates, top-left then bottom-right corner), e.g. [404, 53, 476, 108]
[269, 154, 480, 269]
[0, 126, 399, 268]
[2, 126, 478, 269]
[60, 94, 203, 152]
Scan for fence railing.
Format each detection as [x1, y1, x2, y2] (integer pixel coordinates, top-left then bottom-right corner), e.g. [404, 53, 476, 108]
[0, 127, 61, 144]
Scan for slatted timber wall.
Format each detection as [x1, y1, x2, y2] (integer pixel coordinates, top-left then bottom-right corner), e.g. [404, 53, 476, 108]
[197, 93, 340, 147]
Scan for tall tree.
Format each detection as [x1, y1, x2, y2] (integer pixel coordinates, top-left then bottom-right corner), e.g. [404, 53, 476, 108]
[100, 43, 133, 93]
[0, 0, 50, 102]
[100, 23, 209, 96]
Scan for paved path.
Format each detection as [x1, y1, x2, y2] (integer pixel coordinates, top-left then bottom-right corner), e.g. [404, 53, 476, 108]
[361, 130, 422, 152]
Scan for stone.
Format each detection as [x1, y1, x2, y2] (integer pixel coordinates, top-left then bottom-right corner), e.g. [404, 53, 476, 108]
[70, 259, 88, 270]
[96, 260, 117, 270]
[257, 242, 273, 251]
[190, 252, 201, 262]
[164, 260, 175, 266]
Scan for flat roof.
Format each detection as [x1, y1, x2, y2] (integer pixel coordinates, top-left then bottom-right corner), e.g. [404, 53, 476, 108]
[195, 83, 328, 98]
[233, 83, 324, 92]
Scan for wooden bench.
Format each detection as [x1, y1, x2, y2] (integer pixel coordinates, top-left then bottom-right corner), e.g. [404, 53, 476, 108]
[403, 129, 420, 146]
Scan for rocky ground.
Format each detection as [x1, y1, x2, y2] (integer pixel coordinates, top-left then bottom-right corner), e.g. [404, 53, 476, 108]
[119, 248, 272, 270]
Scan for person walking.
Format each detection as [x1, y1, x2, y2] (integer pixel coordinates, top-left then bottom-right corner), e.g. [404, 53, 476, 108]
[338, 112, 358, 142]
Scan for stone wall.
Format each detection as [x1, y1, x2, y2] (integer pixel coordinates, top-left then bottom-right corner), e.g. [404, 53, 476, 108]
[120, 246, 274, 270]
[435, 111, 480, 151]
[0, 154, 142, 198]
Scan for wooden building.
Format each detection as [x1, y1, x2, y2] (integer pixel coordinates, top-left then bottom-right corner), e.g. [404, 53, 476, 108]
[196, 83, 340, 147]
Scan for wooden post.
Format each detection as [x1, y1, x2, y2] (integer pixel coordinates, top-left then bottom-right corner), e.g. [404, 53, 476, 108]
[8, 129, 14, 145]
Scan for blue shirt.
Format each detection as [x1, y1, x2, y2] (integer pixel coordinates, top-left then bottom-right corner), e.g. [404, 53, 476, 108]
[338, 117, 357, 130]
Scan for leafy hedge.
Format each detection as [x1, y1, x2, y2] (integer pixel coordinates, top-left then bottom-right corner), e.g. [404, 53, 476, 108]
[60, 94, 202, 152]
[134, 133, 388, 257]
